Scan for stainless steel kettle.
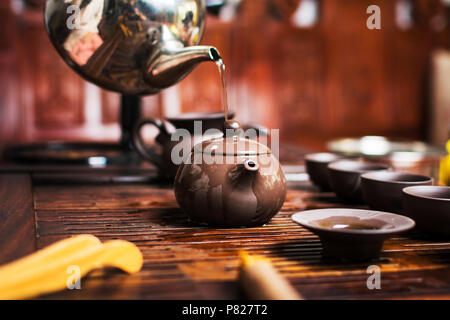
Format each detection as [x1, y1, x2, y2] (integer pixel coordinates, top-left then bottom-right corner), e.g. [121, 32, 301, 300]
[44, 0, 222, 96]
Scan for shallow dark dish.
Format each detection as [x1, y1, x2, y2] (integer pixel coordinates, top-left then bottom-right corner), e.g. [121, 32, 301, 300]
[292, 208, 415, 261]
[305, 153, 347, 191]
[327, 160, 390, 203]
[402, 186, 450, 237]
[361, 172, 433, 213]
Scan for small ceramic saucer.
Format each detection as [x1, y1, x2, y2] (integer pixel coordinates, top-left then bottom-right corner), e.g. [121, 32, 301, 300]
[292, 208, 415, 261]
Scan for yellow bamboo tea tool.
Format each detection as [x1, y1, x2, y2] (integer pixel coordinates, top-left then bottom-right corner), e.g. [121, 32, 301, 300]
[439, 140, 450, 186]
[239, 251, 302, 300]
[0, 234, 143, 300]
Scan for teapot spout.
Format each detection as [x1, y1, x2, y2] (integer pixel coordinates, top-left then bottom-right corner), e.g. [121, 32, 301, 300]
[243, 160, 259, 174]
[144, 44, 221, 89]
[229, 159, 260, 190]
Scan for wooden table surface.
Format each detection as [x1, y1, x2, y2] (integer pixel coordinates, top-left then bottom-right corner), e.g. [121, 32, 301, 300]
[1, 160, 450, 300]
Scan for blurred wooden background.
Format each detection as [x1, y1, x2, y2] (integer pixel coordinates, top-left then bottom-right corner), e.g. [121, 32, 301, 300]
[0, 0, 449, 150]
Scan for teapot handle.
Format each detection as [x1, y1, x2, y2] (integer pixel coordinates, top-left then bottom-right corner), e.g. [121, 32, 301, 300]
[132, 119, 168, 169]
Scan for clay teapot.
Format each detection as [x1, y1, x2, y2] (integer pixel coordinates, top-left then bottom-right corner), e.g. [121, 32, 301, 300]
[132, 112, 232, 179]
[174, 135, 287, 227]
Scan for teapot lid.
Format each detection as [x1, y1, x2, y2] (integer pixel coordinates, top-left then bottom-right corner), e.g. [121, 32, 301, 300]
[193, 136, 271, 156]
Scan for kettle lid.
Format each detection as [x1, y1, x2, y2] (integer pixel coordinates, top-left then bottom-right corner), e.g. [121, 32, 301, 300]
[193, 136, 271, 156]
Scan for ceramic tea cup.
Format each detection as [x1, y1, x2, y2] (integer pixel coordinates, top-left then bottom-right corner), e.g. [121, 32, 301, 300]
[361, 172, 433, 213]
[327, 160, 390, 203]
[305, 153, 348, 191]
[292, 208, 415, 261]
[402, 186, 450, 237]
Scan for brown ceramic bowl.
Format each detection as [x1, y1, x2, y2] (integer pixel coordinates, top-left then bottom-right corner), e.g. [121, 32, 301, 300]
[361, 172, 433, 213]
[327, 160, 390, 203]
[402, 186, 450, 237]
[305, 153, 347, 191]
[292, 209, 415, 261]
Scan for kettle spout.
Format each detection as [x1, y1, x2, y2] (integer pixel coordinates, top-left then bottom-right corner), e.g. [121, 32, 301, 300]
[144, 45, 221, 89]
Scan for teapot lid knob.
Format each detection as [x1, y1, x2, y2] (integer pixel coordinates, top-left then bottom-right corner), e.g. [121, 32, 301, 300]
[223, 120, 243, 136]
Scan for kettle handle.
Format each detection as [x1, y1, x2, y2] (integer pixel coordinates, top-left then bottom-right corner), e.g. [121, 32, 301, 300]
[132, 119, 168, 169]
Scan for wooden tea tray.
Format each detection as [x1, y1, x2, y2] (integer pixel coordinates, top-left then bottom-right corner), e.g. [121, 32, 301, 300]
[1, 163, 450, 300]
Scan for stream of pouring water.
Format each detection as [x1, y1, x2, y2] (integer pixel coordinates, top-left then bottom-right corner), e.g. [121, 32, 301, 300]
[216, 58, 229, 122]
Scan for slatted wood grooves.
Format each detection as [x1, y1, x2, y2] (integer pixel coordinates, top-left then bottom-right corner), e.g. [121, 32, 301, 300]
[33, 181, 450, 299]
[0, 174, 36, 265]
